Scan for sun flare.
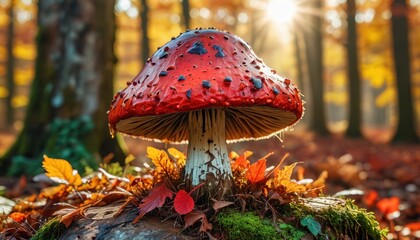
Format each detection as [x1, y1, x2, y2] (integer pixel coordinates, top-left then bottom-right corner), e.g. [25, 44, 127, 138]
[266, 0, 297, 24]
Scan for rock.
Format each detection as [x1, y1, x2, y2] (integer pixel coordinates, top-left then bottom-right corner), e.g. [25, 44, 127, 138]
[58, 204, 192, 240]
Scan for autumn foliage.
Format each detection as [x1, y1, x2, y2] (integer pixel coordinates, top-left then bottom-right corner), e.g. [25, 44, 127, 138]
[0, 147, 334, 238]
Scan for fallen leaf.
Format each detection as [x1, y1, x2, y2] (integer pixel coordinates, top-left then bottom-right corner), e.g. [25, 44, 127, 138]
[183, 211, 212, 232]
[301, 215, 321, 236]
[9, 212, 26, 223]
[147, 147, 179, 180]
[376, 197, 400, 218]
[184, 211, 205, 228]
[134, 182, 174, 223]
[212, 200, 234, 212]
[60, 206, 89, 228]
[363, 190, 378, 207]
[42, 155, 82, 187]
[246, 158, 267, 183]
[168, 148, 186, 168]
[406, 222, 420, 231]
[174, 190, 194, 215]
[231, 151, 252, 171]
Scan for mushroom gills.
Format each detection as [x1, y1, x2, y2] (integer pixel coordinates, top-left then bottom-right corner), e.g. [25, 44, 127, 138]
[114, 106, 298, 143]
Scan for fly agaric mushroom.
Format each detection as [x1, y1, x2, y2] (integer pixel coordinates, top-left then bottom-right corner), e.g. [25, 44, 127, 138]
[108, 28, 303, 198]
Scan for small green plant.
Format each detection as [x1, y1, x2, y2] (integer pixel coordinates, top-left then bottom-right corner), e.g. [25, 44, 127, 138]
[8, 116, 98, 176]
[278, 223, 305, 240]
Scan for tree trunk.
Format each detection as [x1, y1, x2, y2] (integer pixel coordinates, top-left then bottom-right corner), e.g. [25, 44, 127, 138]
[302, 0, 329, 135]
[390, 0, 419, 142]
[345, 0, 362, 138]
[140, 0, 150, 64]
[0, 0, 124, 176]
[181, 0, 191, 30]
[6, 0, 15, 126]
[293, 29, 309, 125]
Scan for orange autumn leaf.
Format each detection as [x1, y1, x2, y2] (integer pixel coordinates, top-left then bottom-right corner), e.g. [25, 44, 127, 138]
[406, 222, 420, 231]
[246, 158, 267, 183]
[231, 151, 252, 171]
[42, 155, 82, 187]
[9, 212, 26, 223]
[376, 197, 400, 216]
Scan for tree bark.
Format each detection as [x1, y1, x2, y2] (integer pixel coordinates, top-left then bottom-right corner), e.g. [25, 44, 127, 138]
[6, 0, 15, 126]
[302, 0, 329, 135]
[140, 0, 150, 64]
[0, 0, 124, 175]
[390, 0, 419, 142]
[181, 0, 191, 30]
[345, 0, 362, 138]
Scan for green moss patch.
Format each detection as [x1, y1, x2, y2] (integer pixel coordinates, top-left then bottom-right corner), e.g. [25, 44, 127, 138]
[216, 211, 278, 240]
[31, 218, 65, 240]
[216, 197, 386, 240]
[290, 197, 387, 240]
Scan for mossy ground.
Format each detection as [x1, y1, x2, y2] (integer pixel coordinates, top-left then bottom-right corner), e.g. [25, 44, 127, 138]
[216, 197, 387, 240]
[31, 218, 65, 240]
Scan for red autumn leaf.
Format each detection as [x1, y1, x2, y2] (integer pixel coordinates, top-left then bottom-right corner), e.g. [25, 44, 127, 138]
[174, 190, 194, 215]
[376, 197, 400, 216]
[134, 182, 173, 222]
[246, 158, 267, 183]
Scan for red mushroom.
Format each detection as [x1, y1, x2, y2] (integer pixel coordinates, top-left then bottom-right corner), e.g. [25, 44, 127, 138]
[108, 28, 303, 198]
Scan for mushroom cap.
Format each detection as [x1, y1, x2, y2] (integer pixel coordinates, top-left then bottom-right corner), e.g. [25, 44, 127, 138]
[108, 28, 303, 143]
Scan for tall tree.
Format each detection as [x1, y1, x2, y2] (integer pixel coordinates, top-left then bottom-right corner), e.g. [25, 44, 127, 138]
[0, 0, 124, 175]
[390, 0, 419, 142]
[6, 0, 15, 126]
[345, 0, 362, 137]
[302, 0, 329, 135]
[140, 0, 150, 64]
[181, 0, 191, 30]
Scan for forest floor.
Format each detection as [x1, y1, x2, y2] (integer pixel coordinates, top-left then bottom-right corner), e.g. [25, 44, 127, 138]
[0, 128, 419, 239]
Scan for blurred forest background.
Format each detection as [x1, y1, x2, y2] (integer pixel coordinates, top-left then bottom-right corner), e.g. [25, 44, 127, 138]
[0, 1, 419, 238]
[0, 0, 419, 174]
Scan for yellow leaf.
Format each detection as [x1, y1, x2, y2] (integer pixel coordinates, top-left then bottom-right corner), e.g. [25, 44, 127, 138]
[168, 148, 186, 168]
[281, 180, 306, 193]
[276, 163, 298, 182]
[146, 147, 179, 180]
[42, 155, 82, 187]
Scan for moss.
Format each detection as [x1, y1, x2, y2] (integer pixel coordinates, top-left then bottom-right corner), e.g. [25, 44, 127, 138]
[31, 218, 65, 240]
[216, 211, 278, 240]
[290, 197, 387, 240]
[216, 198, 386, 240]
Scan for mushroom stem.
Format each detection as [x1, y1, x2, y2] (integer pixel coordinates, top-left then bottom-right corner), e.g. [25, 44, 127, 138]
[186, 108, 232, 198]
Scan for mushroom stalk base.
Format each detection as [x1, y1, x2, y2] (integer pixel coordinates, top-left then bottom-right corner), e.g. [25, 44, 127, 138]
[186, 108, 232, 198]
